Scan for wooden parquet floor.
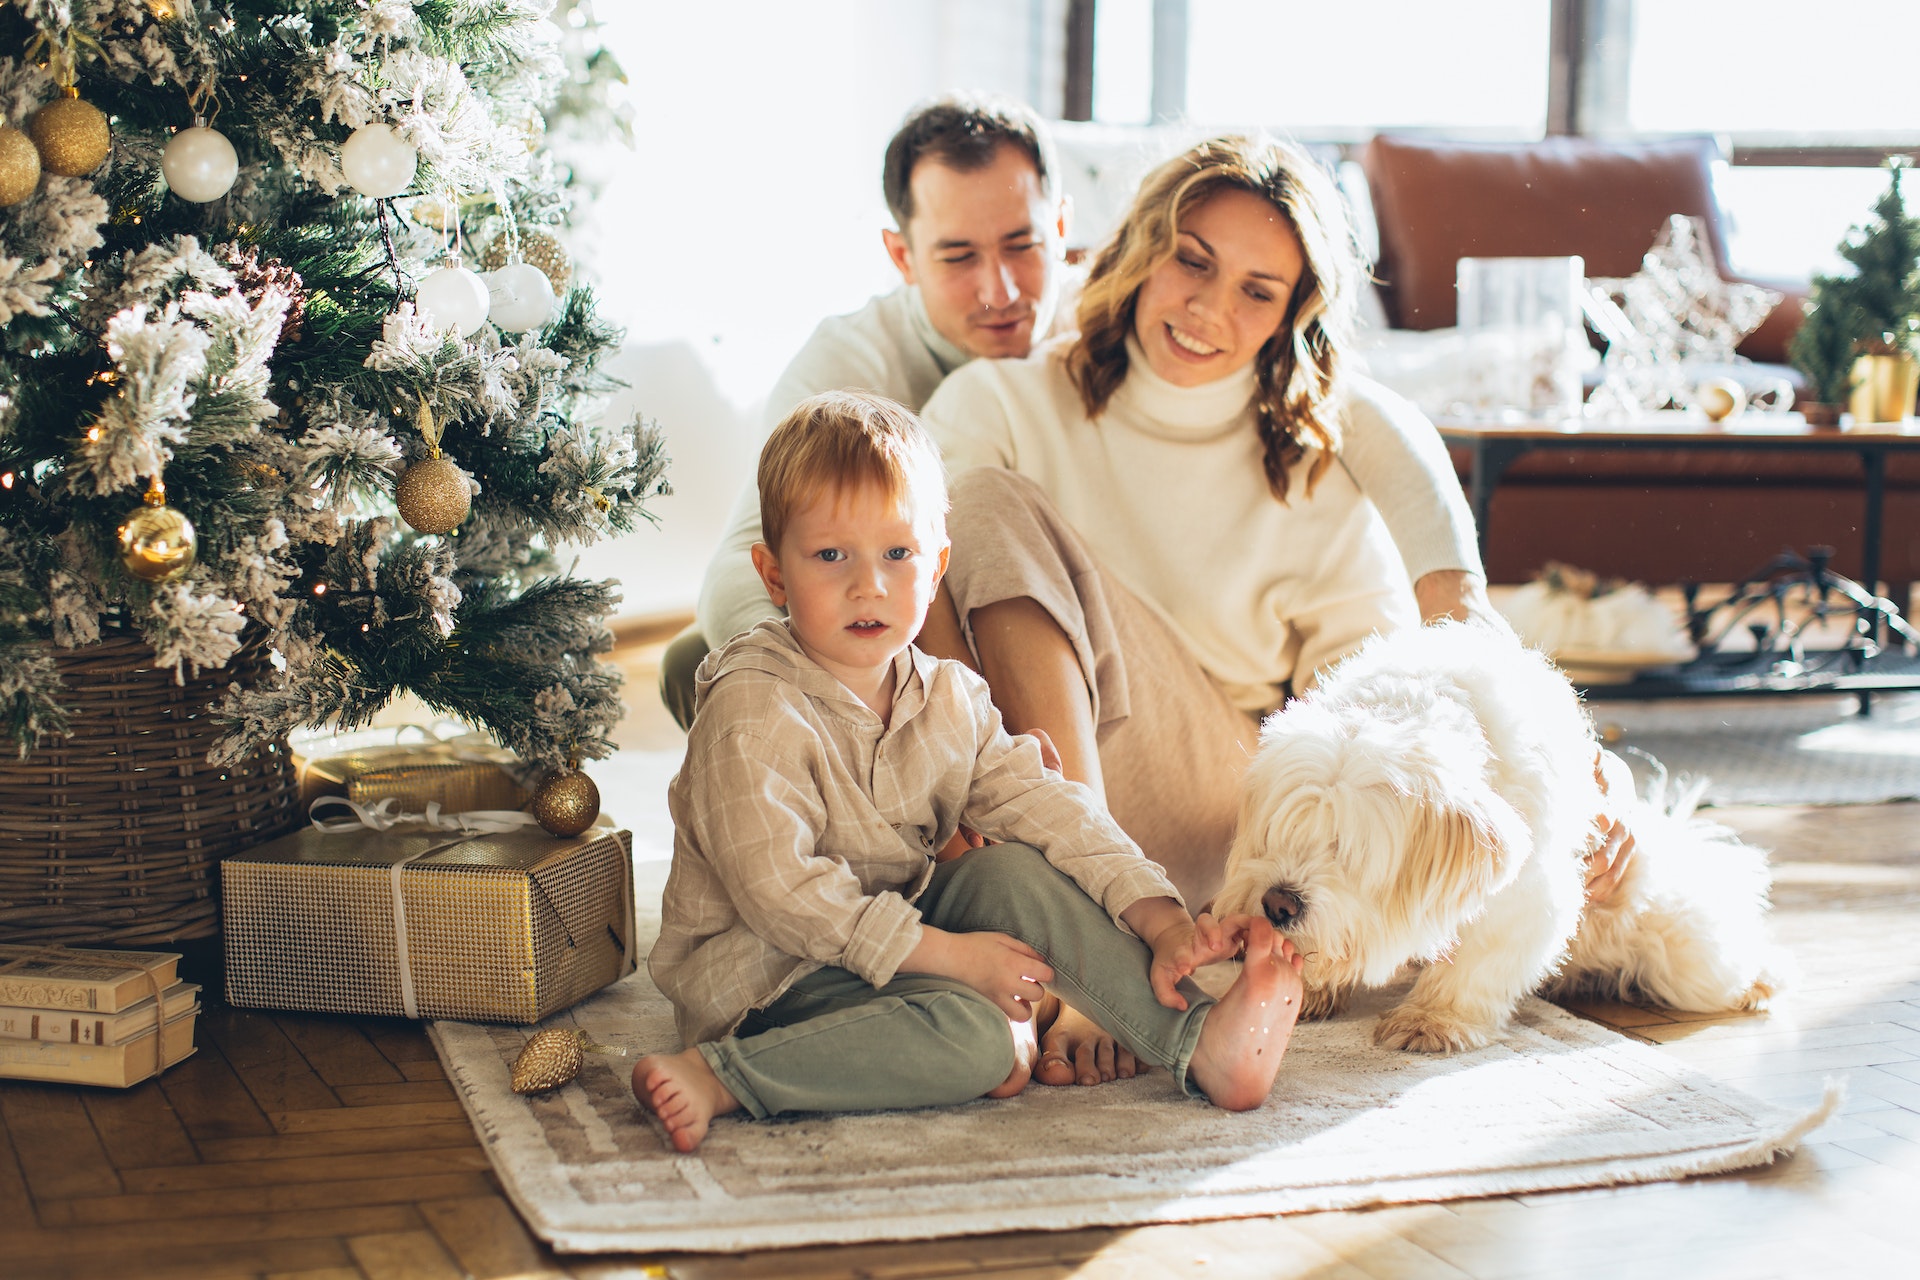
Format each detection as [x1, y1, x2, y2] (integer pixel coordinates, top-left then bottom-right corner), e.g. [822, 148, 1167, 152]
[5, 638, 1919, 1279]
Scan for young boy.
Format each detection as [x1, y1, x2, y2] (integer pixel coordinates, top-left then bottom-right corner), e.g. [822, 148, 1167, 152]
[635, 391, 1304, 1152]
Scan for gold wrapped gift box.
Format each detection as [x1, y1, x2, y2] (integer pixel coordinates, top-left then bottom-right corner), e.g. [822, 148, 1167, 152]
[295, 735, 533, 813]
[222, 823, 636, 1023]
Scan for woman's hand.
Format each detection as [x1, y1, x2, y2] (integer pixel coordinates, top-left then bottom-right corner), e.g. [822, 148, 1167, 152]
[904, 926, 1053, 1021]
[1586, 749, 1637, 905]
[1414, 570, 1510, 632]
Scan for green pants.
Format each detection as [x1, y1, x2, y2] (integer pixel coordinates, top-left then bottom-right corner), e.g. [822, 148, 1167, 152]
[697, 842, 1215, 1119]
[658, 624, 707, 732]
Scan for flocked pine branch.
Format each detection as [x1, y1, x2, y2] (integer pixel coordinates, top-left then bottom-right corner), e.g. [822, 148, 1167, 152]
[0, 1, 662, 763]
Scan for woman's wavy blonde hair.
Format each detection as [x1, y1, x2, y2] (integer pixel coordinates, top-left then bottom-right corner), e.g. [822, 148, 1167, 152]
[1066, 136, 1363, 501]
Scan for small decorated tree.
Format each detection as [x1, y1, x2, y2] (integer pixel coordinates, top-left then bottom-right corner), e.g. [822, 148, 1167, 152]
[0, 2, 667, 784]
[1791, 160, 1920, 410]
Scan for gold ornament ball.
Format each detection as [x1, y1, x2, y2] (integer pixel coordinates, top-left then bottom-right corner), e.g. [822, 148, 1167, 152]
[408, 194, 457, 232]
[0, 125, 42, 206]
[118, 501, 197, 583]
[511, 1029, 585, 1093]
[480, 230, 572, 295]
[29, 92, 111, 177]
[1696, 376, 1746, 424]
[531, 767, 600, 837]
[394, 454, 471, 534]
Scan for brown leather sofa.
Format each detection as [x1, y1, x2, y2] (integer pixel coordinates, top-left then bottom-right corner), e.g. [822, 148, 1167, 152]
[1362, 133, 1919, 596]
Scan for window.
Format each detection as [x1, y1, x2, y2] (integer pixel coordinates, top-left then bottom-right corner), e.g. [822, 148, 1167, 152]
[1629, 2, 1920, 134]
[1154, 0, 1550, 134]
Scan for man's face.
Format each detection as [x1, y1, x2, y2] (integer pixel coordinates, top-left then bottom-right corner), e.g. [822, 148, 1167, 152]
[882, 143, 1065, 361]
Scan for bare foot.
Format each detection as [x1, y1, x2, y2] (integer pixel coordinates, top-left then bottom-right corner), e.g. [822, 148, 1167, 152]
[988, 1014, 1039, 1098]
[631, 1048, 740, 1152]
[1035, 997, 1140, 1087]
[1185, 919, 1305, 1111]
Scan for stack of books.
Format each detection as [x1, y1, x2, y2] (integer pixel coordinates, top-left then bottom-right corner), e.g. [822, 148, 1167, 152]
[0, 948, 200, 1087]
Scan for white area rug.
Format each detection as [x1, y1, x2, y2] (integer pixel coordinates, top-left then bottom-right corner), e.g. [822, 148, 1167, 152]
[1598, 693, 1920, 806]
[431, 857, 1834, 1255]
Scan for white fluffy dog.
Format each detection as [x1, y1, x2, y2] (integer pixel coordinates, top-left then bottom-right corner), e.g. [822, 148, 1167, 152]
[1214, 622, 1782, 1053]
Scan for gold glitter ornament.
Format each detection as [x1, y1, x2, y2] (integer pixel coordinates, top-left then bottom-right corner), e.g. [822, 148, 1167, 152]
[394, 453, 470, 534]
[531, 766, 599, 836]
[408, 194, 457, 231]
[512, 1029, 585, 1092]
[118, 479, 197, 583]
[509, 1028, 627, 1093]
[480, 230, 572, 295]
[0, 125, 41, 206]
[29, 88, 110, 177]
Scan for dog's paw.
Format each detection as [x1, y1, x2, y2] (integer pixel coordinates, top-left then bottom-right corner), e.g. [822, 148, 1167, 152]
[1373, 1004, 1493, 1054]
[1299, 981, 1344, 1021]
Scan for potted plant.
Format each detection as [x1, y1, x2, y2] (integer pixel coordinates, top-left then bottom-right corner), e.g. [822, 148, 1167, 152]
[1791, 160, 1920, 425]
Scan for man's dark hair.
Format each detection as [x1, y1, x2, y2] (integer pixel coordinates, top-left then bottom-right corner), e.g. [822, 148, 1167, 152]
[881, 95, 1058, 230]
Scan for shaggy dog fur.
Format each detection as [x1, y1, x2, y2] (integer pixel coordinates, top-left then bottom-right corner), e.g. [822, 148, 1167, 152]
[1213, 622, 1783, 1053]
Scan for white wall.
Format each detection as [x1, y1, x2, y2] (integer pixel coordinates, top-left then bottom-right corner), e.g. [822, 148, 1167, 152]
[565, 1, 1058, 620]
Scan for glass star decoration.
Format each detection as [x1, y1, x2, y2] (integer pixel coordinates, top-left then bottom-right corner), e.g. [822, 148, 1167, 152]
[1586, 215, 1783, 417]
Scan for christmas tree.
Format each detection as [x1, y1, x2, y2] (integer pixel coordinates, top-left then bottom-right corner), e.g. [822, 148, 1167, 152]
[1791, 160, 1920, 407]
[0, 1, 667, 774]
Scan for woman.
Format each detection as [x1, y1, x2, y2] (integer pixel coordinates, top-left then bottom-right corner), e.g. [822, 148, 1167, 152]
[916, 136, 1630, 1086]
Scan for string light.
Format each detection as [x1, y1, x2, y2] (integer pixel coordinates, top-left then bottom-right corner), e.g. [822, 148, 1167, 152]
[1, 472, 13, 489]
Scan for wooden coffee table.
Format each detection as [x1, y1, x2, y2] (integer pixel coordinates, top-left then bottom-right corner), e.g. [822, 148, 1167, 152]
[1437, 413, 1920, 703]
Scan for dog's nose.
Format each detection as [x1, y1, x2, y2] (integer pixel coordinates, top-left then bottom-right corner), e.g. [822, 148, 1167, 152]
[1262, 887, 1304, 929]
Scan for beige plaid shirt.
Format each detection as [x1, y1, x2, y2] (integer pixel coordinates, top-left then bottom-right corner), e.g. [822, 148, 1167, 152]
[651, 620, 1182, 1046]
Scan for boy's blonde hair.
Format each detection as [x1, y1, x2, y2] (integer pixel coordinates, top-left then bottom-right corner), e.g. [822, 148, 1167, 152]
[1067, 135, 1363, 503]
[757, 391, 949, 553]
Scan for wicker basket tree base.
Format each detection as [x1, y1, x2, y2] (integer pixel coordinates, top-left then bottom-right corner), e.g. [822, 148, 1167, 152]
[0, 635, 299, 947]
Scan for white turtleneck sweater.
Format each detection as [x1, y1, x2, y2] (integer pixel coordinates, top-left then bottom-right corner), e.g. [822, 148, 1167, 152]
[921, 339, 1421, 709]
[696, 286, 969, 648]
[695, 287, 1477, 654]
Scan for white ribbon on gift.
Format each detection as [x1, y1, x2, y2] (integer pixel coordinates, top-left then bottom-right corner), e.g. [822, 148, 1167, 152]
[307, 795, 546, 1018]
[308, 794, 541, 837]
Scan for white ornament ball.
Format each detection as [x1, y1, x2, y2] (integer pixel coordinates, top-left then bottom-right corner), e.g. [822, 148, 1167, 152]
[484, 262, 557, 333]
[340, 123, 418, 199]
[415, 264, 491, 337]
[161, 124, 238, 203]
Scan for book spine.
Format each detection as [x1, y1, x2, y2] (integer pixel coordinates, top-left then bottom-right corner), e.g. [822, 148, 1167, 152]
[0, 1011, 113, 1044]
[0, 1017, 197, 1088]
[0, 978, 106, 1012]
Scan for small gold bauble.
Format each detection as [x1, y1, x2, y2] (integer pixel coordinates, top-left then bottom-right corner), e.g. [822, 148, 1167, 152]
[394, 454, 471, 534]
[118, 498, 197, 583]
[511, 1029, 585, 1093]
[530, 767, 600, 837]
[480, 230, 572, 295]
[0, 125, 42, 206]
[29, 90, 111, 177]
[408, 194, 457, 231]
[1696, 376, 1746, 423]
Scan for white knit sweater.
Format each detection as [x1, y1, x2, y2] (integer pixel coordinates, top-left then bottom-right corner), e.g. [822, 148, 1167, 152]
[921, 339, 1422, 708]
[695, 285, 1478, 652]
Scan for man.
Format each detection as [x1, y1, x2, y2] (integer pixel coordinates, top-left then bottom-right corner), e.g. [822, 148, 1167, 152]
[662, 96, 1070, 726]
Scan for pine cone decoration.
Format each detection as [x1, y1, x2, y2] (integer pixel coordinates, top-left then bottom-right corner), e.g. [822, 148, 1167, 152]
[219, 243, 310, 347]
[511, 1028, 586, 1093]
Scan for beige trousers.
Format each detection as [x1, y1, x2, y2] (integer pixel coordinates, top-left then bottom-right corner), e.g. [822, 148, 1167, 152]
[944, 467, 1266, 910]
